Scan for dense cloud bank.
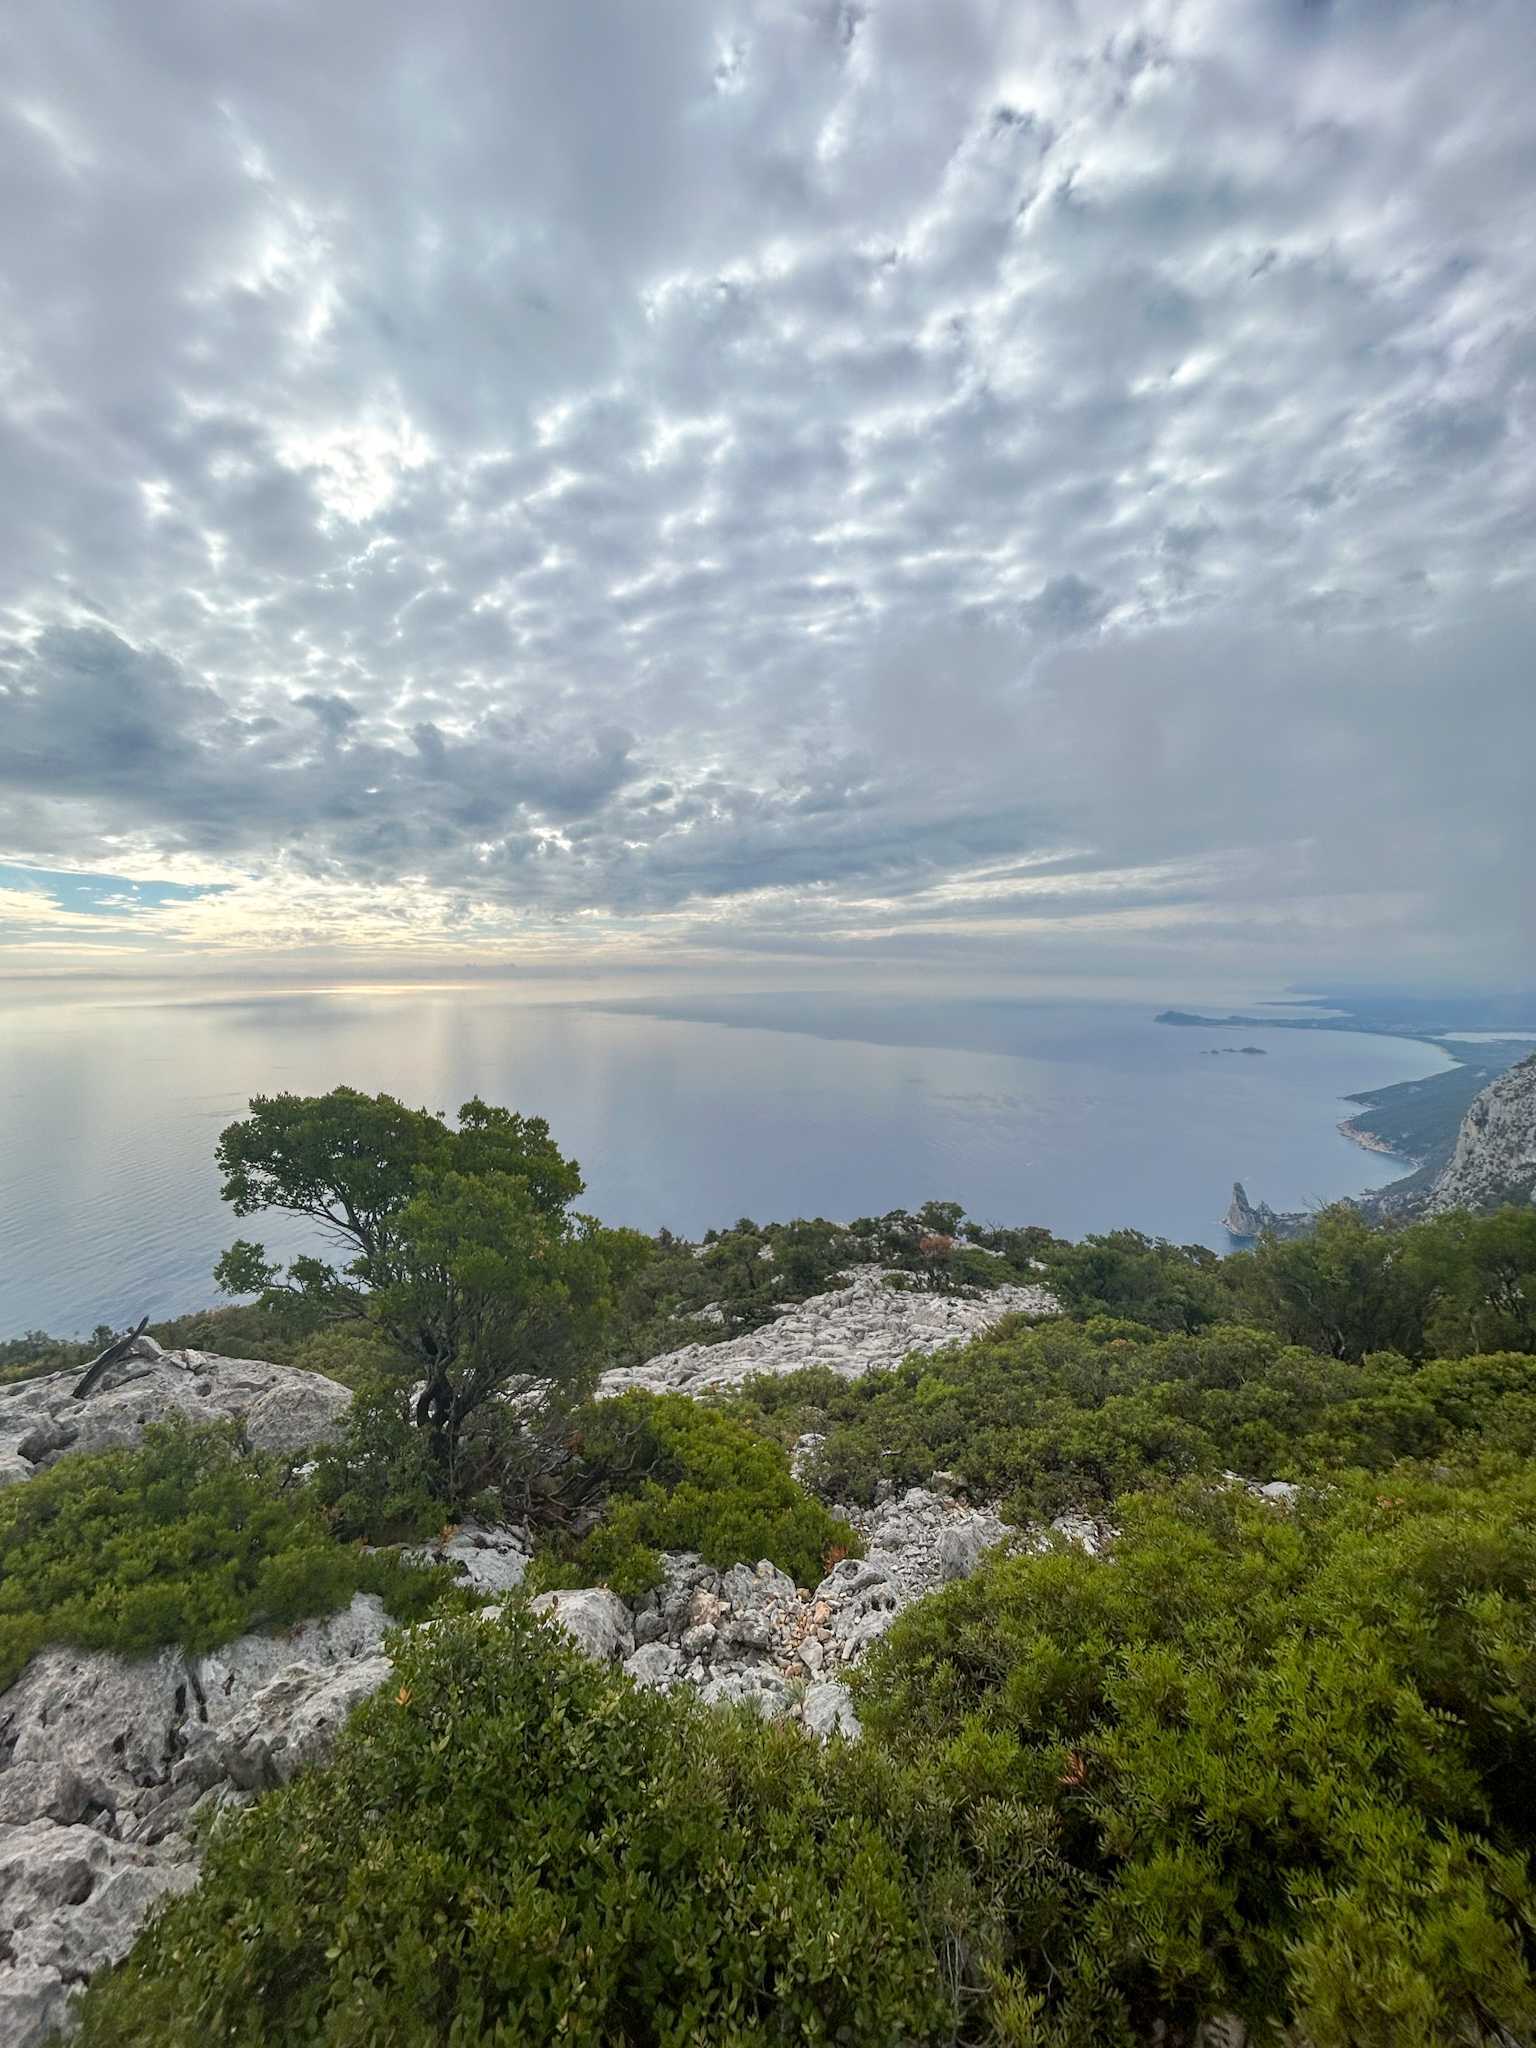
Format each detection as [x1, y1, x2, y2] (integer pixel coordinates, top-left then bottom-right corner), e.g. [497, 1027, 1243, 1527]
[1, 0, 1533, 978]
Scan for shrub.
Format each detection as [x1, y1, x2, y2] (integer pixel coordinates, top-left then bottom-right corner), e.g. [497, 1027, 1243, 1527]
[532, 1391, 859, 1596]
[0, 1419, 460, 1687]
[71, 1609, 959, 2047]
[856, 1463, 1536, 2047]
[736, 1318, 1536, 1520]
[1041, 1229, 1226, 1332]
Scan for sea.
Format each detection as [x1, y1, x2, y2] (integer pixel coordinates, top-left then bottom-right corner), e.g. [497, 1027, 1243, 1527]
[0, 986, 1457, 1338]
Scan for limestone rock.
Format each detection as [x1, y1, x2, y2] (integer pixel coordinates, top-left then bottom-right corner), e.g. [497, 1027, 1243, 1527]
[0, 1965, 74, 2048]
[209, 1655, 395, 1792]
[191, 1593, 394, 1721]
[529, 1588, 634, 1664]
[0, 1341, 354, 1484]
[697, 1670, 788, 1718]
[801, 1681, 861, 1742]
[241, 1375, 353, 1456]
[0, 1765, 90, 1829]
[2, 1643, 193, 1784]
[1423, 1053, 1536, 1215]
[622, 1643, 681, 1690]
[597, 1266, 1055, 1400]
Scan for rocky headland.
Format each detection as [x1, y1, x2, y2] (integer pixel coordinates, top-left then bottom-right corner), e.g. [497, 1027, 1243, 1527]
[1225, 1051, 1536, 1238]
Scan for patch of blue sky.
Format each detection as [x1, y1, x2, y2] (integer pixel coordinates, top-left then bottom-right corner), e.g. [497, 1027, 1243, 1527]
[0, 863, 226, 916]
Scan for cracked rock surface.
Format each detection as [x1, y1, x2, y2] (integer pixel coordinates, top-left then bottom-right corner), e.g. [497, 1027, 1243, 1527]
[0, 1338, 352, 1487]
[598, 1266, 1056, 1398]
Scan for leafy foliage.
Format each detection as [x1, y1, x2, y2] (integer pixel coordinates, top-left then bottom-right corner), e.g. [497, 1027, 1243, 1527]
[606, 1203, 1060, 1368]
[71, 1608, 959, 2048]
[0, 1420, 458, 1689]
[213, 1088, 649, 1488]
[1224, 1203, 1536, 1362]
[856, 1463, 1536, 2047]
[530, 1391, 859, 1597]
[738, 1316, 1536, 1519]
[1039, 1230, 1227, 1333]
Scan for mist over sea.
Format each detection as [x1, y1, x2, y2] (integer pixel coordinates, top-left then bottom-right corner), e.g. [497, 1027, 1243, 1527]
[0, 988, 1452, 1337]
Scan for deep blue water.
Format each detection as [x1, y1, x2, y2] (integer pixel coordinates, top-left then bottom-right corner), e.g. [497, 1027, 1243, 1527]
[0, 988, 1453, 1337]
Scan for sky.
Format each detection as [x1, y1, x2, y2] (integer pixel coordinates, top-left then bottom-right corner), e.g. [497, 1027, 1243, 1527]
[1, 0, 1533, 998]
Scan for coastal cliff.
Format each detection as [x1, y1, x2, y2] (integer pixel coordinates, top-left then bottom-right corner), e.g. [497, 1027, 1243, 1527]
[1227, 1052, 1536, 1236]
[1422, 1053, 1536, 1216]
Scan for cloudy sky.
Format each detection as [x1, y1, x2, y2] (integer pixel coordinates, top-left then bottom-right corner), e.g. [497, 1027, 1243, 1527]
[1, 0, 1532, 995]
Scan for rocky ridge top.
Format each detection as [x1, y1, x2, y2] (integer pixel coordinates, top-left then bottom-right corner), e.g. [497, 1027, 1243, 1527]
[0, 1266, 1059, 2041]
[599, 1264, 1055, 1399]
[0, 1476, 1030, 2044]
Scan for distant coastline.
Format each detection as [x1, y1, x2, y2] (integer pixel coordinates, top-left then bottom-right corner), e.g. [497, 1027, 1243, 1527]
[1337, 1118, 1416, 1162]
[1158, 994, 1536, 1231]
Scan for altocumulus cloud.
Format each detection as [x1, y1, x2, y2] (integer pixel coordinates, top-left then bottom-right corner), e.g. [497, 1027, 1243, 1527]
[0, 0, 1532, 983]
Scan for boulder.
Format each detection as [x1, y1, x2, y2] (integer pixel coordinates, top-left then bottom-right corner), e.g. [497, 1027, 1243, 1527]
[622, 1643, 681, 1690]
[800, 1681, 862, 1742]
[0, 1823, 108, 1911]
[241, 1375, 353, 1457]
[529, 1589, 634, 1664]
[0, 1342, 355, 1484]
[0, 1965, 74, 2048]
[697, 1670, 789, 1718]
[2, 1644, 192, 1784]
[0, 1765, 90, 1829]
[191, 1593, 394, 1721]
[937, 1519, 990, 1581]
[425, 1525, 530, 1596]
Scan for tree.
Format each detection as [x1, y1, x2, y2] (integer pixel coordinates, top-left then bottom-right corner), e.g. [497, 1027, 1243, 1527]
[1404, 1207, 1536, 1358]
[1224, 1205, 1433, 1360]
[1044, 1228, 1225, 1332]
[214, 1089, 647, 1492]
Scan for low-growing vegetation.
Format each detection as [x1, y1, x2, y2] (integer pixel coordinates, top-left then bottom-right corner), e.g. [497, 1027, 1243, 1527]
[9, 1088, 1536, 2046]
[0, 1419, 462, 1689]
[855, 1461, 1536, 2047]
[69, 1463, 1536, 2048]
[527, 1390, 859, 1596]
[735, 1318, 1536, 1518]
[70, 1608, 960, 2048]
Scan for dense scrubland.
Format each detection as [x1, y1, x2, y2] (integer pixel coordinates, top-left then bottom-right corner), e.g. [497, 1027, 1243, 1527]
[5, 1088, 1535, 2044]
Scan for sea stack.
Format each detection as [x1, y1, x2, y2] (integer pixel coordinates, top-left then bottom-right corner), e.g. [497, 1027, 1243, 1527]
[1222, 1182, 1267, 1238]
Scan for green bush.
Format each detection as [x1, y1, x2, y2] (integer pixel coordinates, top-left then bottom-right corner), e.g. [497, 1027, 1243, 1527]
[71, 1467, 1536, 2046]
[71, 1608, 959, 2048]
[856, 1462, 1536, 2047]
[308, 1378, 445, 1544]
[1041, 1229, 1226, 1332]
[0, 1419, 460, 1687]
[533, 1391, 859, 1596]
[737, 1317, 1536, 1519]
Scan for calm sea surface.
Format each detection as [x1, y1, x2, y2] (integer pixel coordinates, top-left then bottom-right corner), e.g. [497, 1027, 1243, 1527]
[0, 989, 1453, 1337]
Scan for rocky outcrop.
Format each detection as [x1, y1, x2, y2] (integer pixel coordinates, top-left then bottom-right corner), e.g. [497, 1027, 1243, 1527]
[0, 1593, 398, 2043]
[1422, 1053, 1536, 1216]
[0, 1336, 352, 1487]
[599, 1266, 1056, 1399]
[0, 1479, 1027, 2041]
